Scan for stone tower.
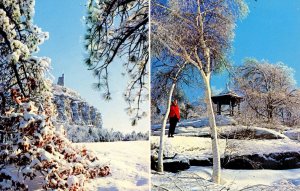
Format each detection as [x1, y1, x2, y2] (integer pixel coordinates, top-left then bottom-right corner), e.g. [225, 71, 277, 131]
[57, 74, 64, 86]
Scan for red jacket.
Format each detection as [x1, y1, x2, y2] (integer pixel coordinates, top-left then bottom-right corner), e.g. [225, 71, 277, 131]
[169, 104, 180, 120]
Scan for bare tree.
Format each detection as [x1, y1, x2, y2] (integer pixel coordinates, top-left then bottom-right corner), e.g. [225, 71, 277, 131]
[151, 47, 202, 172]
[234, 58, 300, 125]
[151, 0, 248, 183]
[85, 0, 149, 125]
[153, 60, 188, 172]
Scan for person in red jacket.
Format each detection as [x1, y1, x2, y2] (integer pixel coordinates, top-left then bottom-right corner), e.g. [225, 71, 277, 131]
[168, 99, 180, 137]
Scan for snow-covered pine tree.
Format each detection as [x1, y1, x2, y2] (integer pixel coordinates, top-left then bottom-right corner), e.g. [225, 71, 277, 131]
[0, 1, 109, 190]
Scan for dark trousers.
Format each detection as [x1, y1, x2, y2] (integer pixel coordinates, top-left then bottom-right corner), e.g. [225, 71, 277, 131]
[168, 117, 178, 137]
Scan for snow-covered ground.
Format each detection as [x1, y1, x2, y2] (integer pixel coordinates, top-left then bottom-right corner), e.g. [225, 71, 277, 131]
[152, 167, 300, 190]
[151, 116, 300, 190]
[151, 136, 300, 159]
[24, 141, 149, 190]
[82, 141, 150, 190]
[152, 115, 237, 130]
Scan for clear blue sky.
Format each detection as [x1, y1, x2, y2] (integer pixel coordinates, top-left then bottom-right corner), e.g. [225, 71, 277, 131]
[34, 0, 148, 133]
[191, 0, 300, 101]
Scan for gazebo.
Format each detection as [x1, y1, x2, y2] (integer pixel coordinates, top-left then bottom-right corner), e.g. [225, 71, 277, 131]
[211, 86, 243, 116]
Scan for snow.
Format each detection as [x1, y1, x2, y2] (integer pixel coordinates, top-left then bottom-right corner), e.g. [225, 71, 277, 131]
[40, 150, 54, 161]
[20, 141, 149, 190]
[52, 85, 83, 101]
[151, 118, 300, 190]
[225, 139, 300, 156]
[81, 141, 150, 191]
[53, 84, 103, 129]
[153, 116, 292, 140]
[151, 136, 300, 159]
[284, 129, 300, 141]
[67, 175, 79, 188]
[152, 167, 300, 190]
[219, 125, 288, 139]
[152, 115, 237, 130]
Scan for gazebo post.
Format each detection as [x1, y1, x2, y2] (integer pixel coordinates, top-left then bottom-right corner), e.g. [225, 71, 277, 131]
[229, 100, 233, 116]
[217, 102, 221, 115]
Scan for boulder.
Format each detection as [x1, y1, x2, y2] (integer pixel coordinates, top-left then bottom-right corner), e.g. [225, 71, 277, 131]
[163, 157, 190, 172]
[223, 157, 256, 169]
[223, 152, 300, 170]
[190, 158, 212, 166]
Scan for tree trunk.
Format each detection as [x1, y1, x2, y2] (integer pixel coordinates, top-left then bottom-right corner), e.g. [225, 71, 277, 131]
[12, 64, 27, 97]
[203, 75, 221, 184]
[157, 62, 187, 172]
[0, 92, 5, 114]
[157, 82, 176, 172]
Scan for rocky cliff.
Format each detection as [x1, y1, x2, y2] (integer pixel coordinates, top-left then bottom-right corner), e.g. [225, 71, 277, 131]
[52, 84, 103, 129]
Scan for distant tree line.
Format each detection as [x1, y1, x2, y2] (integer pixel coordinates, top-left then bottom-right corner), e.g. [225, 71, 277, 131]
[64, 124, 149, 143]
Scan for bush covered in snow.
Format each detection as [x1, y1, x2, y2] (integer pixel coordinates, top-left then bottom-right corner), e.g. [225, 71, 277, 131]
[1, 96, 110, 190]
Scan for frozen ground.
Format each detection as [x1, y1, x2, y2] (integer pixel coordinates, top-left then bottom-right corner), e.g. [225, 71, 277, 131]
[152, 166, 300, 191]
[24, 141, 149, 190]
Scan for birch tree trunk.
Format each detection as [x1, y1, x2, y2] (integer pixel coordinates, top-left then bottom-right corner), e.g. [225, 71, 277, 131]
[203, 74, 221, 184]
[157, 82, 176, 172]
[157, 62, 187, 172]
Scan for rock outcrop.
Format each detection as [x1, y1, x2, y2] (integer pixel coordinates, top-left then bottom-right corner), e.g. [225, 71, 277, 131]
[52, 84, 103, 129]
[151, 152, 300, 172]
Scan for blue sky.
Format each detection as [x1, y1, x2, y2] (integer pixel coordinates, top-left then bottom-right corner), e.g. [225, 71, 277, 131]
[192, 0, 300, 101]
[34, 0, 148, 133]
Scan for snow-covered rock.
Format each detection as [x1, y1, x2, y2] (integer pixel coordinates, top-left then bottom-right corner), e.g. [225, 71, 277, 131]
[219, 126, 289, 139]
[52, 84, 103, 128]
[284, 129, 300, 141]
